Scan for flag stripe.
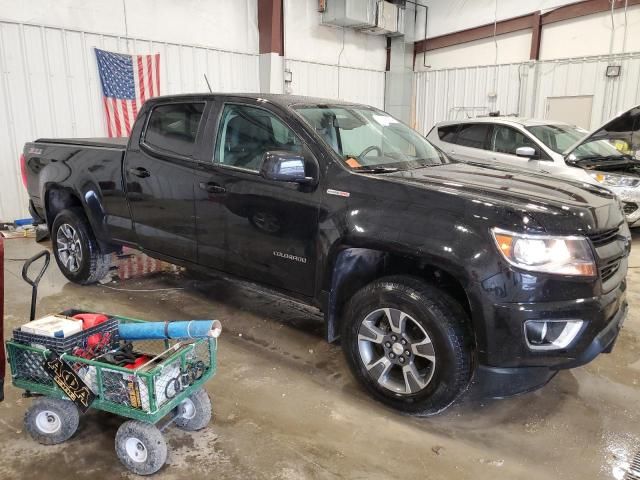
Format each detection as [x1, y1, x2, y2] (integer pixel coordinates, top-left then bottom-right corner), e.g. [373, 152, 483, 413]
[147, 55, 154, 98]
[155, 54, 160, 95]
[137, 56, 147, 105]
[103, 97, 113, 138]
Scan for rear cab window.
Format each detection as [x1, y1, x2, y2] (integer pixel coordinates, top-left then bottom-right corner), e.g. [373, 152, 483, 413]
[144, 102, 206, 157]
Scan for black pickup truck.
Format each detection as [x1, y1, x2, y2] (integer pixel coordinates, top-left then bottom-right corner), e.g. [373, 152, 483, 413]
[22, 94, 630, 415]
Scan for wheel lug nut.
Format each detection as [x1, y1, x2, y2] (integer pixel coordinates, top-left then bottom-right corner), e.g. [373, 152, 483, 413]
[385, 342, 391, 348]
[391, 335, 397, 341]
[389, 353, 396, 359]
[405, 350, 411, 356]
[399, 357, 405, 364]
[401, 339, 407, 345]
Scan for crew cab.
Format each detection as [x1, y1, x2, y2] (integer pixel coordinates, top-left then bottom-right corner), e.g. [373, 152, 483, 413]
[22, 94, 630, 415]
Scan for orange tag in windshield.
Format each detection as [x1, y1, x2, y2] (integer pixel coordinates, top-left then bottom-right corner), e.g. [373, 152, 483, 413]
[346, 157, 362, 168]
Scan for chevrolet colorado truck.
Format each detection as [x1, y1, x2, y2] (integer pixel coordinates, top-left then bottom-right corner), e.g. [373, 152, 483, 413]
[21, 94, 630, 415]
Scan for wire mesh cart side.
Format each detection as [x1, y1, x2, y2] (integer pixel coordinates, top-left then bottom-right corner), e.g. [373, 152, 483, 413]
[6, 316, 218, 424]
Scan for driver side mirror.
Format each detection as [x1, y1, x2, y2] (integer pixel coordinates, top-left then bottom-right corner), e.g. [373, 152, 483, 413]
[515, 146, 538, 159]
[260, 151, 315, 184]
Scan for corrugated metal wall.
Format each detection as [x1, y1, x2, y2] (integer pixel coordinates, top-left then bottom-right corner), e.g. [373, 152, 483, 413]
[413, 51, 640, 135]
[286, 59, 386, 109]
[0, 20, 259, 222]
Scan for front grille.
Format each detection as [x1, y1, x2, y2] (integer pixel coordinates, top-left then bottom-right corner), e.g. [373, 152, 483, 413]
[587, 227, 620, 248]
[623, 202, 639, 215]
[601, 260, 621, 282]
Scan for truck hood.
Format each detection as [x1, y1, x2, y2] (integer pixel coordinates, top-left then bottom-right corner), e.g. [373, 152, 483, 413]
[563, 104, 640, 176]
[382, 162, 620, 232]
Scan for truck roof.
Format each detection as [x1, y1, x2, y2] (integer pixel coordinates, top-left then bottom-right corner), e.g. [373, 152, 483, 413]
[147, 93, 365, 108]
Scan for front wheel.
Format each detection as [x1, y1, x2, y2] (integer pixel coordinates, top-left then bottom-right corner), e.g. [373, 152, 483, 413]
[24, 397, 80, 445]
[115, 420, 167, 475]
[342, 275, 473, 416]
[51, 208, 111, 284]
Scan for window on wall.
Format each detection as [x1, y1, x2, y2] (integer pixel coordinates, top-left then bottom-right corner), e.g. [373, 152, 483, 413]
[144, 103, 205, 157]
[454, 124, 491, 149]
[215, 104, 303, 171]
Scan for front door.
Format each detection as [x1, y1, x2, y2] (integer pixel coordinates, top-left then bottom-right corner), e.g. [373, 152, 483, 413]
[489, 124, 543, 172]
[194, 101, 321, 297]
[124, 101, 207, 261]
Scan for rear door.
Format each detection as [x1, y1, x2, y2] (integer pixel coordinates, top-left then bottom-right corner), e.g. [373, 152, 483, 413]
[447, 123, 492, 162]
[194, 99, 322, 297]
[124, 101, 208, 261]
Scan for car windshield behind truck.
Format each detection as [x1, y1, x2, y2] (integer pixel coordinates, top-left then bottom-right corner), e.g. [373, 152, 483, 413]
[294, 105, 448, 171]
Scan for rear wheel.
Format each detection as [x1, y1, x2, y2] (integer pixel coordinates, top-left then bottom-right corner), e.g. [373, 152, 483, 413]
[115, 420, 167, 475]
[342, 275, 473, 415]
[174, 388, 212, 431]
[51, 208, 111, 284]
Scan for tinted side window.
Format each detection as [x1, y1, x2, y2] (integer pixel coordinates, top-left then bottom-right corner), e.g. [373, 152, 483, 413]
[215, 104, 303, 171]
[491, 125, 537, 155]
[144, 103, 205, 156]
[438, 124, 459, 142]
[455, 124, 491, 149]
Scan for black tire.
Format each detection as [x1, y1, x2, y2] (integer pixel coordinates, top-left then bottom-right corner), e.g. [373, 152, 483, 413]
[342, 275, 472, 416]
[115, 420, 167, 475]
[24, 397, 80, 445]
[51, 208, 111, 284]
[174, 388, 212, 431]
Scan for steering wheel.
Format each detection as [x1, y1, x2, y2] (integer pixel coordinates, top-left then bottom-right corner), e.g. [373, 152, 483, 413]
[358, 145, 383, 159]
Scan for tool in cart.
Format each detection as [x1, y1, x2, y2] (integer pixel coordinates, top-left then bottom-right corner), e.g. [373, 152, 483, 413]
[6, 249, 222, 475]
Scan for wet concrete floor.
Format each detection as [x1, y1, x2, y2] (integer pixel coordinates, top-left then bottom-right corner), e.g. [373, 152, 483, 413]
[1, 236, 639, 479]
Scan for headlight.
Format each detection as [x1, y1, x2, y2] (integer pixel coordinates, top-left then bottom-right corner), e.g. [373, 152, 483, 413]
[589, 171, 640, 188]
[491, 228, 596, 276]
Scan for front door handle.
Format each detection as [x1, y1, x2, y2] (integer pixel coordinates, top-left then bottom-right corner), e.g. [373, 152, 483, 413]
[128, 167, 151, 178]
[199, 182, 226, 194]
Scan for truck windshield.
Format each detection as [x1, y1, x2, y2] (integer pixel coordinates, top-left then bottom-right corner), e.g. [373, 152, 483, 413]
[294, 105, 449, 171]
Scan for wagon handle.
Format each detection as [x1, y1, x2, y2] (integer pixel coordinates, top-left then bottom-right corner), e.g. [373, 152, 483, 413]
[22, 250, 50, 321]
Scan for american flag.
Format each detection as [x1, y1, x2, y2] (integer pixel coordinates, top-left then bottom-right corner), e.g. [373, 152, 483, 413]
[95, 48, 160, 137]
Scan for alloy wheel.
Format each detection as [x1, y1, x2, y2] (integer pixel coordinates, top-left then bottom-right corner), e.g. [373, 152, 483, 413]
[56, 223, 83, 273]
[357, 308, 436, 395]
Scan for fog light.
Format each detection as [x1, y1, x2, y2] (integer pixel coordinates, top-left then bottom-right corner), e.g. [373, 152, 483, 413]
[524, 320, 583, 350]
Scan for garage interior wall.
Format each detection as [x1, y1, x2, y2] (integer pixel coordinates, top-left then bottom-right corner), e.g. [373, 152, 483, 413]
[413, 1, 640, 134]
[282, 0, 387, 109]
[0, 0, 261, 222]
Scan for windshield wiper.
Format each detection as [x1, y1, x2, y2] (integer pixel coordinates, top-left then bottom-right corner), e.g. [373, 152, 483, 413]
[570, 154, 634, 164]
[353, 166, 399, 174]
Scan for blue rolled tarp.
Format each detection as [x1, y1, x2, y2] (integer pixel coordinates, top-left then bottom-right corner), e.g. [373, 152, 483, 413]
[118, 320, 222, 341]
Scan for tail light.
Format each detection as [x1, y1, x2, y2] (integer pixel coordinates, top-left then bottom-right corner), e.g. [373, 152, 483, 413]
[20, 154, 27, 188]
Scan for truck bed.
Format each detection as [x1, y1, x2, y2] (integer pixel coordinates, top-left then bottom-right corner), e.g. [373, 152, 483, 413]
[35, 137, 128, 149]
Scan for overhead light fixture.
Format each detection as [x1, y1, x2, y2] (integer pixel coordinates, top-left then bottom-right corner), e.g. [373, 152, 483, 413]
[606, 65, 621, 77]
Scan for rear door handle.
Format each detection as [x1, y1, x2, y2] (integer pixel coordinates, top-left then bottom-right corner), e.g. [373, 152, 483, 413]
[199, 182, 226, 194]
[128, 167, 151, 178]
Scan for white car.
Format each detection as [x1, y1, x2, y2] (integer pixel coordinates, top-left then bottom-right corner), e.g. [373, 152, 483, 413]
[426, 105, 640, 226]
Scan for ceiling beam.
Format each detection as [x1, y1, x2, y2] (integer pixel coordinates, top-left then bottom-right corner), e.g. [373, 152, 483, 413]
[414, 0, 640, 55]
[258, 0, 283, 55]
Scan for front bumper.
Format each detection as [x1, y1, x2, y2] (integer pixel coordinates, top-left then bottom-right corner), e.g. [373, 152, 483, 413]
[476, 294, 627, 398]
